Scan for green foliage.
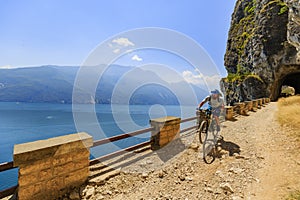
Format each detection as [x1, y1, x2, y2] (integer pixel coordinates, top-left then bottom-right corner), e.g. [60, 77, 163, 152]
[244, 0, 256, 15]
[262, 0, 288, 15]
[231, 0, 257, 57]
[244, 74, 264, 83]
[224, 64, 258, 83]
[225, 73, 263, 83]
[278, 4, 288, 15]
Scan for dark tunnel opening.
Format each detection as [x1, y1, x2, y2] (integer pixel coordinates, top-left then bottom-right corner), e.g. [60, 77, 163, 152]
[281, 72, 300, 96]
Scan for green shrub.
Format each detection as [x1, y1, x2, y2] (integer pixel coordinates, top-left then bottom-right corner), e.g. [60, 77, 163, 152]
[278, 4, 288, 15]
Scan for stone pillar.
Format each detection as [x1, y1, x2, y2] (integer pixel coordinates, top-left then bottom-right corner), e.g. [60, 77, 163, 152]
[245, 101, 253, 111]
[257, 99, 262, 108]
[225, 106, 234, 120]
[13, 132, 93, 200]
[264, 98, 270, 104]
[150, 116, 181, 150]
[252, 100, 258, 111]
[234, 102, 247, 115]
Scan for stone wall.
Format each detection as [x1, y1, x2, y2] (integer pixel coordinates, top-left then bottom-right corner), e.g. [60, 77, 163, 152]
[13, 132, 93, 200]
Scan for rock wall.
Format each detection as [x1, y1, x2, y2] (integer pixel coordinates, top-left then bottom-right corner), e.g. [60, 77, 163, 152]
[222, 0, 300, 104]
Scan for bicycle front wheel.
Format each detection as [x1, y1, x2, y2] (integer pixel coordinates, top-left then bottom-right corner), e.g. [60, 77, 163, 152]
[198, 121, 207, 144]
[202, 133, 216, 164]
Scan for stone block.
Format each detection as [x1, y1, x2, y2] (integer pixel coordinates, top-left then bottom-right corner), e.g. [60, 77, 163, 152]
[234, 102, 247, 115]
[13, 132, 93, 200]
[257, 99, 262, 108]
[39, 167, 53, 181]
[73, 158, 89, 169]
[159, 137, 169, 147]
[252, 100, 258, 109]
[245, 101, 253, 111]
[19, 158, 52, 175]
[225, 106, 233, 120]
[14, 132, 92, 166]
[18, 173, 38, 187]
[53, 162, 75, 176]
[52, 153, 73, 166]
[150, 116, 181, 149]
[64, 168, 89, 187]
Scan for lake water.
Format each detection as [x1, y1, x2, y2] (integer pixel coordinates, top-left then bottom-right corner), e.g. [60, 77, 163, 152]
[0, 102, 196, 190]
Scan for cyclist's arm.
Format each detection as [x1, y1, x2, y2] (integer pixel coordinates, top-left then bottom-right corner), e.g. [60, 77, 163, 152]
[198, 96, 210, 108]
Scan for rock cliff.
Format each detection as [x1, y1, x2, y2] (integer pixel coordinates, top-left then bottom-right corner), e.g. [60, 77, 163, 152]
[222, 0, 300, 104]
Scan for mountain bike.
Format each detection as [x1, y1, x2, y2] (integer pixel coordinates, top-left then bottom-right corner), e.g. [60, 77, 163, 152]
[197, 108, 221, 164]
[196, 109, 211, 144]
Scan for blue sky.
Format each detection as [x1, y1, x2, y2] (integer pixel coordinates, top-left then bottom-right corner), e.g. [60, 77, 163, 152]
[0, 0, 236, 76]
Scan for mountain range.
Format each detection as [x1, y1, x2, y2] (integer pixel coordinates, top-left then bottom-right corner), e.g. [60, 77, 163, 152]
[0, 65, 207, 105]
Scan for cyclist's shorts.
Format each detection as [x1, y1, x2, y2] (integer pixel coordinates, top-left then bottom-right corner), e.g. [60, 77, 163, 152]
[212, 107, 221, 117]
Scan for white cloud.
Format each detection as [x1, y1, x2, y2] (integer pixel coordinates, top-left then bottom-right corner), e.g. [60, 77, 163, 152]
[112, 37, 134, 47]
[182, 70, 221, 89]
[113, 48, 121, 54]
[131, 54, 143, 61]
[204, 74, 221, 90]
[182, 70, 204, 85]
[0, 65, 14, 69]
[125, 49, 134, 53]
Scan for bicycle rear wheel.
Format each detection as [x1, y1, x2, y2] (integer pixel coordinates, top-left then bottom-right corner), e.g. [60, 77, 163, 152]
[198, 121, 207, 144]
[202, 132, 216, 164]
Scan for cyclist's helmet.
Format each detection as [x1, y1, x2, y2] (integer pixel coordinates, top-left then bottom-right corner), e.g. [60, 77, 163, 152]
[211, 89, 222, 96]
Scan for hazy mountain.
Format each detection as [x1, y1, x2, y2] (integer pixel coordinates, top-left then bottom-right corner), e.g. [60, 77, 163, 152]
[0, 65, 206, 105]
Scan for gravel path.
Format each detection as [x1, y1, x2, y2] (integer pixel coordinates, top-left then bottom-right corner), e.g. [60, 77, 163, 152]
[73, 102, 300, 200]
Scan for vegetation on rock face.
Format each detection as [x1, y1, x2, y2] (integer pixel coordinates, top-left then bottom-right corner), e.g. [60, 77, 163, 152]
[224, 63, 263, 83]
[262, 0, 288, 15]
[225, 0, 257, 74]
[235, 0, 256, 58]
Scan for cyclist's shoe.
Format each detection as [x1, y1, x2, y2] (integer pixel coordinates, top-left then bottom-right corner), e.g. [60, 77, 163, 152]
[217, 125, 221, 132]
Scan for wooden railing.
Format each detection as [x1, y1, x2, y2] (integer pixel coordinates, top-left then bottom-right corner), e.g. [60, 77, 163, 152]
[0, 115, 198, 198]
[0, 98, 270, 198]
[0, 162, 17, 199]
[90, 116, 198, 164]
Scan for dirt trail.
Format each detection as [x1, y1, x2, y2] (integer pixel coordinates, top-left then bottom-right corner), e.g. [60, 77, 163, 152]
[74, 102, 300, 200]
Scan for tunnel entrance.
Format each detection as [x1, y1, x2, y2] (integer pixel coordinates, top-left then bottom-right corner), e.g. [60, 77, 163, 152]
[281, 73, 300, 95]
[272, 67, 300, 101]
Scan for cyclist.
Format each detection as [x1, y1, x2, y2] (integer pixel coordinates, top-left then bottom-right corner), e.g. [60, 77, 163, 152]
[198, 89, 224, 132]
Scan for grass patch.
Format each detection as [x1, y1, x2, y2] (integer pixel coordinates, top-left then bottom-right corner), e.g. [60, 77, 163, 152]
[286, 190, 300, 200]
[277, 96, 300, 136]
[278, 97, 300, 200]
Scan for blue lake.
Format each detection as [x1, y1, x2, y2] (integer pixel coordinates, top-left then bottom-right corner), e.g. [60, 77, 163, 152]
[0, 102, 196, 190]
